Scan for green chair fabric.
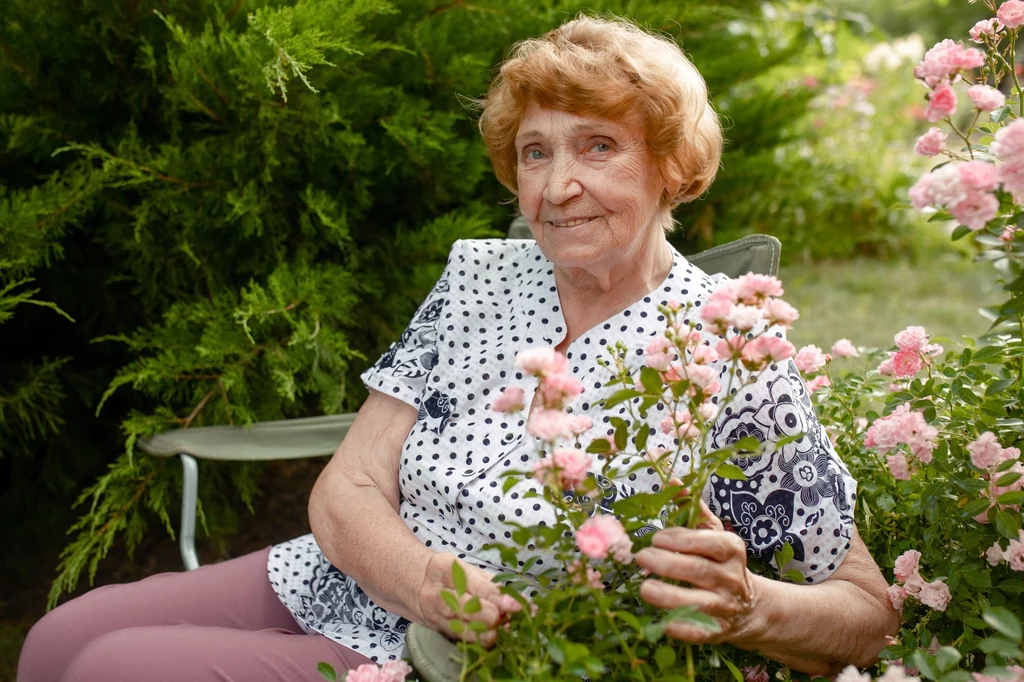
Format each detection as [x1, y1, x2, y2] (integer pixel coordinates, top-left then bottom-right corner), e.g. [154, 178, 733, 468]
[136, 224, 781, 680]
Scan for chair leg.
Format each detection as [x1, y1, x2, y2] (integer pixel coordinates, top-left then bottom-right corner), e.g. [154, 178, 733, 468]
[178, 453, 200, 571]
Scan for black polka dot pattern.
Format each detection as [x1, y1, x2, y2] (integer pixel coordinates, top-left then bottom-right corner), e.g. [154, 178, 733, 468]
[267, 239, 859, 660]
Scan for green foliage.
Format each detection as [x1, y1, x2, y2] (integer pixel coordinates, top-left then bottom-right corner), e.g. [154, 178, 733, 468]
[0, 0, 899, 605]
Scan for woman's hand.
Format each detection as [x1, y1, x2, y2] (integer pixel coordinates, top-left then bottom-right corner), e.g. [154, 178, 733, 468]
[635, 495, 762, 646]
[416, 552, 508, 646]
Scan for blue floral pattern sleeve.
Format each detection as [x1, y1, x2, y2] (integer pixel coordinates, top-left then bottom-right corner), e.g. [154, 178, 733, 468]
[705, 346, 858, 584]
[359, 244, 456, 409]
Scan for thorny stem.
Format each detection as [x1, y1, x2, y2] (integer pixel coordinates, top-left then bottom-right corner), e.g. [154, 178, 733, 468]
[1011, 32, 1024, 119]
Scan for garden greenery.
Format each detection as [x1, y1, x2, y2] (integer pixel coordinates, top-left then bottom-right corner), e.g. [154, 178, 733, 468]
[0, 0, 919, 606]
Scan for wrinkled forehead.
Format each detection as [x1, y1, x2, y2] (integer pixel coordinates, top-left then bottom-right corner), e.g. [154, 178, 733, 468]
[513, 104, 646, 147]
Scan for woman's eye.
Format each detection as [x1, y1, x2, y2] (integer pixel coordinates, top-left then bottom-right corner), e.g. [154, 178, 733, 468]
[526, 149, 545, 160]
[590, 142, 611, 153]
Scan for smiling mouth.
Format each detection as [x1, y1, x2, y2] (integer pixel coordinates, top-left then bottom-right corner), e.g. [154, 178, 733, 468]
[549, 217, 597, 228]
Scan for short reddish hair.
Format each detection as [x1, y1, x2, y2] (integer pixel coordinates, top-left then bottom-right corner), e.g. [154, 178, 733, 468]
[478, 14, 724, 232]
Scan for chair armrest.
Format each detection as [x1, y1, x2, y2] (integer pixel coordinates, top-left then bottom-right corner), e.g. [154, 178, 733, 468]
[136, 413, 356, 461]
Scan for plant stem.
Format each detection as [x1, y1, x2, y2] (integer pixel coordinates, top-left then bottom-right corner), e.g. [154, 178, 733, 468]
[686, 643, 695, 682]
[1011, 32, 1024, 119]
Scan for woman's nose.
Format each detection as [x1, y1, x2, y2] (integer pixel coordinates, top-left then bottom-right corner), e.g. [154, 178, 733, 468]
[542, 157, 583, 205]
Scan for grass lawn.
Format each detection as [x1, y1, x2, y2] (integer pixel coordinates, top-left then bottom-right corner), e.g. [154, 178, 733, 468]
[780, 253, 1002, 354]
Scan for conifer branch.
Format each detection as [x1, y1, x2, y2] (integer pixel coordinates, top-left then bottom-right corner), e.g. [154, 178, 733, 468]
[181, 385, 218, 429]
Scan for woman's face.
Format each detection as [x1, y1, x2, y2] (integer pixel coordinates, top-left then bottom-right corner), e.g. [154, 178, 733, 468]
[515, 104, 667, 271]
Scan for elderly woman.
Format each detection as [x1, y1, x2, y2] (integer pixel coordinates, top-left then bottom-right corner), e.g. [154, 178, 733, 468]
[18, 14, 899, 682]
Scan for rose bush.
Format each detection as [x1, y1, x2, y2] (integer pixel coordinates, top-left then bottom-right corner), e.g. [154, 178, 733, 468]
[319, 2, 1024, 679]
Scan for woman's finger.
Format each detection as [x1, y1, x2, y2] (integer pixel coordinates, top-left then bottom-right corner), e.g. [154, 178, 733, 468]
[635, 546, 747, 594]
[651, 527, 747, 563]
[667, 478, 723, 530]
[639, 578, 744, 620]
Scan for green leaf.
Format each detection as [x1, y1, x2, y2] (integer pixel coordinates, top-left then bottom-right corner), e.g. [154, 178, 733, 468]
[952, 225, 974, 241]
[587, 438, 611, 454]
[962, 569, 992, 588]
[993, 104, 1012, 123]
[995, 510, 1022, 539]
[996, 490, 1024, 506]
[732, 436, 761, 453]
[715, 463, 747, 480]
[986, 377, 1016, 396]
[935, 646, 962, 674]
[911, 650, 939, 681]
[614, 422, 628, 452]
[654, 645, 676, 671]
[641, 366, 663, 394]
[635, 426, 650, 454]
[451, 560, 467, 596]
[722, 657, 745, 682]
[978, 635, 1023, 658]
[441, 590, 460, 613]
[603, 388, 642, 408]
[463, 596, 481, 614]
[774, 540, 795, 571]
[999, 579, 1024, 594]
[317, 662, 337, 682]
[994, 472, 1023, 488]
[783, 569, 805, 584]
[449, 619, 465, 634]
[983, 606, 1023, 641]
[468, 620, 489, 633]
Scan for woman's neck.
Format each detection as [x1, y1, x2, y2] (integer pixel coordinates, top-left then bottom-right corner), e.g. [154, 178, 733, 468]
[552, 233, 674, 354]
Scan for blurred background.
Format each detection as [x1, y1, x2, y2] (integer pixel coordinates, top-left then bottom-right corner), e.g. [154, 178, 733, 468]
[0, 0, 1003, 675]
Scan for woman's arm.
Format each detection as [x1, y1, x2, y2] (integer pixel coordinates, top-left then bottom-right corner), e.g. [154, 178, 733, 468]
[638, 518, 901, 676]
[732, 529, 902, 675]
[308, 390, 503, 640]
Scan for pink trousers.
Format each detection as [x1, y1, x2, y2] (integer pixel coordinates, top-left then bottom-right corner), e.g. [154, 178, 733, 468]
[17, 547, 373, 682]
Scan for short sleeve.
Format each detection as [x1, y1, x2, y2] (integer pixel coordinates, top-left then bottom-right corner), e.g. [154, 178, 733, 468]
[704, 333, 858, 584]
[360, 243, 459, 408]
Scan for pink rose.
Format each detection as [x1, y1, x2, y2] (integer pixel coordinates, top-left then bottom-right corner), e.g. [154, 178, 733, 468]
[926, 83, 958, 122]
[700, 298, 733, 334]
[515, 348, 568, 376]
[891, 350, 923, 378]
[552, 448, 592, 488]
[347, 664, 386, 682]
[987, 541, 1005, 567]
[1004, 530, 1024, 571]
[492, 387, 525, 413]
[887, 584, 908, 610]
[831, 338, 858, 358]
[998, 157, 1024, 197]
[993, 119, 1024, 161]
[645, 337, 674, 371]
[733, 273, 784, 304]
[914, 39, 985, 87]
[762, 298, 800, 328]
[918, 579, 952, 611]
[715, 336, 746, 362]
[914, 127, 947, 157]
[526, 408, 575, 441]
[794, 345, 828, 374]
[895, 326, 929, 351]
[999, 0, 1024, 29]
[837, 666, 873, 682]
[950, 190, 1000, 231]
[969, 85, 1007, 112]
[537, 372, 584, 406]
[806, 375, 832, 393]
[742, 665, 770, 682]
[970, 18, 1000, 43]
[576, 515, 632, 562]
[725, 303, 763, 332]
[887, 453, 912, 480]
[894, 549, 922, 582]
[742, 335, 796, 371]
[380, 660, 413, 682]
[1003, 226, 1019, 242]
[903, 571, 924, 596]
[969, 431, 1003, 470]
[960, 160, 1000, 191]
[566, 414, 593, 436]
[878, 357, 895, 376]
[690, 344, 720, 364]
